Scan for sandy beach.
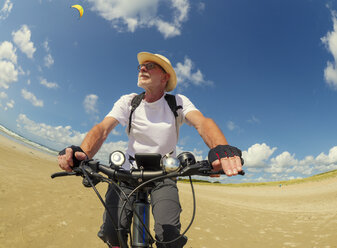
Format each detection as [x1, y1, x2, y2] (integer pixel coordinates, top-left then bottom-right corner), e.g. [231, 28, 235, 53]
[0, 134, 336, 248]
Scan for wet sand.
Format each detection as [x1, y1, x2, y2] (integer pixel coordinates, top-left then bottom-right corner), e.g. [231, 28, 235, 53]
[0, 134, 336, 248]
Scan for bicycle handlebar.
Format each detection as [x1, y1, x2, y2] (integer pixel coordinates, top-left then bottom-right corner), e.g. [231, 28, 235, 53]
[51, 158, 244, 185]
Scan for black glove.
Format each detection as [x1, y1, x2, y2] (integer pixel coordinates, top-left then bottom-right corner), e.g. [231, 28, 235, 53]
[58, 145, 88, 167]
[208, 145, 244, 166]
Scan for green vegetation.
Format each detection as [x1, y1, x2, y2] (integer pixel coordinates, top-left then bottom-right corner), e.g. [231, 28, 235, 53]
[177, 178, 218, 184]
[177, 169, 337, 187]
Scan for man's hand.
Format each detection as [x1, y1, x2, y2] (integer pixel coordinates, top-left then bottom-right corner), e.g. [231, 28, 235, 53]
[57, 146, 88, 172]
[208, 145, 243, 176]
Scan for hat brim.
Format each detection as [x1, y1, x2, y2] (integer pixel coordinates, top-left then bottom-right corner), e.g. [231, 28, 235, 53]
[137, 52, 177, 92]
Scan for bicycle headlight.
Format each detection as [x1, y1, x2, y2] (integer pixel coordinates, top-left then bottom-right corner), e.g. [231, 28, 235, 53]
[161, 155, 181, 173]
[109, 151, 125, 167]
[177, 152, 196, 168]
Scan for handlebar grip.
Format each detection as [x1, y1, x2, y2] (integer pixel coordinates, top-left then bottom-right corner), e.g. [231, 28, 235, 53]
[51, 171, 76, 178]
[209, 169, 245, 176]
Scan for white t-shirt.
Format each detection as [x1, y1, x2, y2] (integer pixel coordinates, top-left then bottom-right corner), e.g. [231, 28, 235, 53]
[106, 93, 199, 170]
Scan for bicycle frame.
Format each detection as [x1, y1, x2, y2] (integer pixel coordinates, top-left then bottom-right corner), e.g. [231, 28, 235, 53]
[132, 189, 150, 248]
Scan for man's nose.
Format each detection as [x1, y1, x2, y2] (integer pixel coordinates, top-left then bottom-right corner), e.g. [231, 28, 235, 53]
[139, 64, 148, 72]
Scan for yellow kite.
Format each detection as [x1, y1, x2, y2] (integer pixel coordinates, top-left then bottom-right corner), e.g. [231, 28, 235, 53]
[71, 5, 84, 18]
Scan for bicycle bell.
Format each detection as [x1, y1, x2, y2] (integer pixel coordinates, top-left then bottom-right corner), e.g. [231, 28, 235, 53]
[177, 152, 196, 168]
[109, 150, 125, 167]
[161, 153, 181, 173]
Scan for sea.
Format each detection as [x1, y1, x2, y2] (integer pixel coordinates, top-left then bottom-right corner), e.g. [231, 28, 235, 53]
[0, 124, 58, 156]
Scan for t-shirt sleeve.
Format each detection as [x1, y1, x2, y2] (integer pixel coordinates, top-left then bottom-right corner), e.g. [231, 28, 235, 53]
[105, 93, 137, 126]
[175, 94, 199, 126]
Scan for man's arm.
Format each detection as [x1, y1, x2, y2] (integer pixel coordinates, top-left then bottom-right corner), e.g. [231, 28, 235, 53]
[58, 117, 118, 171]
[80, 117, 118, 158]
[185, 110, 228, 148]
[185, 110, 242, 176]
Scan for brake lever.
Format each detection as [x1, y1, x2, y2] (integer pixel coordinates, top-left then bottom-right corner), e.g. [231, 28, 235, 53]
[50, 161, 95, 179]
[179, 160, 212, 176]
[179, 160, 245, 177]
[51, 171, 78, 178]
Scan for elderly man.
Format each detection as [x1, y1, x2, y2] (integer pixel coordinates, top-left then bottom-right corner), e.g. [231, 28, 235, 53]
[58, 52, 243, 248]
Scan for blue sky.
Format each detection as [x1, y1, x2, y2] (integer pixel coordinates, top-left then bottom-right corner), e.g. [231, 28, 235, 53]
[1, 0, 337, 183]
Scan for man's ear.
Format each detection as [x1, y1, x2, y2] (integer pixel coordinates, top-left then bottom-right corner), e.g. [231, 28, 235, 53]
[162, 73, 170, 83]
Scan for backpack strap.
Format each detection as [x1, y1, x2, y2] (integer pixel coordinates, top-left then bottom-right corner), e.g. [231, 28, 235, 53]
[164, 94, 183, 117]
[128, 92, 145, 134]
[165, 94, 182, 139]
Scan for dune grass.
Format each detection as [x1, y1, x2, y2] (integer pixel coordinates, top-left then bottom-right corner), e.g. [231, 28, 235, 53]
[178, 169, 337, 187]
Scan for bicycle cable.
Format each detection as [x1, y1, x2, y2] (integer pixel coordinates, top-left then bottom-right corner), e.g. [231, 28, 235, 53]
[122, 173, 197, 246]
[154, 176, 196, 246]
[110, 179, 154, 248]
[81, 166, 197, 247]
[81, 167, 155, 248]
[80, 167, 127, 247]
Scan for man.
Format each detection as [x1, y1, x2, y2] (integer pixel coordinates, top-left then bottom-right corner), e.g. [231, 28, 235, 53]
[58, 52, 243, 247]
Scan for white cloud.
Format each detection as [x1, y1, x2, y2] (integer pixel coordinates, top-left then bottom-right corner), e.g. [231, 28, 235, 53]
[17, 113, 86, 147]
[321, 10, 337, 90]
[0, 41, 18, 89]
[174, 57, 213, 89]
[44, 53, 54, 68]
[84, 94, 99, 119]
[266, 151, 298, 174]
[0, 41, 17, 64]
[247, 115, 260, 124]
[240, 143, 337, 180]
[242, 143, 277, 168]
[0, 91, 7, 99]
[21, 88, 43, 107]
[16, 113, 128, 162]
[0, 60, 18, 89]
[178, 141, 337, 182]
[172, 0, 189, 22]
[0, 91, 7, 110]
[226, 121, 236, 131]
[314, 146, 337, 172]
[6, 99, 14, 107]
[0, 0, 13, 20]
[0, 91, 14, 110]
[5, 99, 14, 110]
[42, 40, 54, 67]
[197, 2, 205, 12]
[12, 25, 36, 59]
[191, 147, 204, 162]
[315, 146, 337, 165]
[152, 0, 189, 38]
[17, 66, 25, 75]
[153, 19, 181, 38]
[40, 77, 58, 89]
[88, 0, 190, 38]
[43, 40, 50, 52]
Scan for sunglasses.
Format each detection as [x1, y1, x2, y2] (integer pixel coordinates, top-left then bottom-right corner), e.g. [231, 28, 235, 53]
[137, 62, 166, 73]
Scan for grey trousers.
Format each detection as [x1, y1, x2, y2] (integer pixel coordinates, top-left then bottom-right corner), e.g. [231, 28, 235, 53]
[97, 178, 187, 248]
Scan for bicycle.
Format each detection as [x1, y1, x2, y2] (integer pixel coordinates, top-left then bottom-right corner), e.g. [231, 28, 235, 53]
[51, 151, 244, 248]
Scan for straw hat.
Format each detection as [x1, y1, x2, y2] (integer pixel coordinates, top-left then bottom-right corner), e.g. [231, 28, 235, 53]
[137, 52, 177, 92]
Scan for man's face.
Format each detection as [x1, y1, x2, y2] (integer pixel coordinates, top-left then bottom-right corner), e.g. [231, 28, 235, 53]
[137, 61, 168, 91]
